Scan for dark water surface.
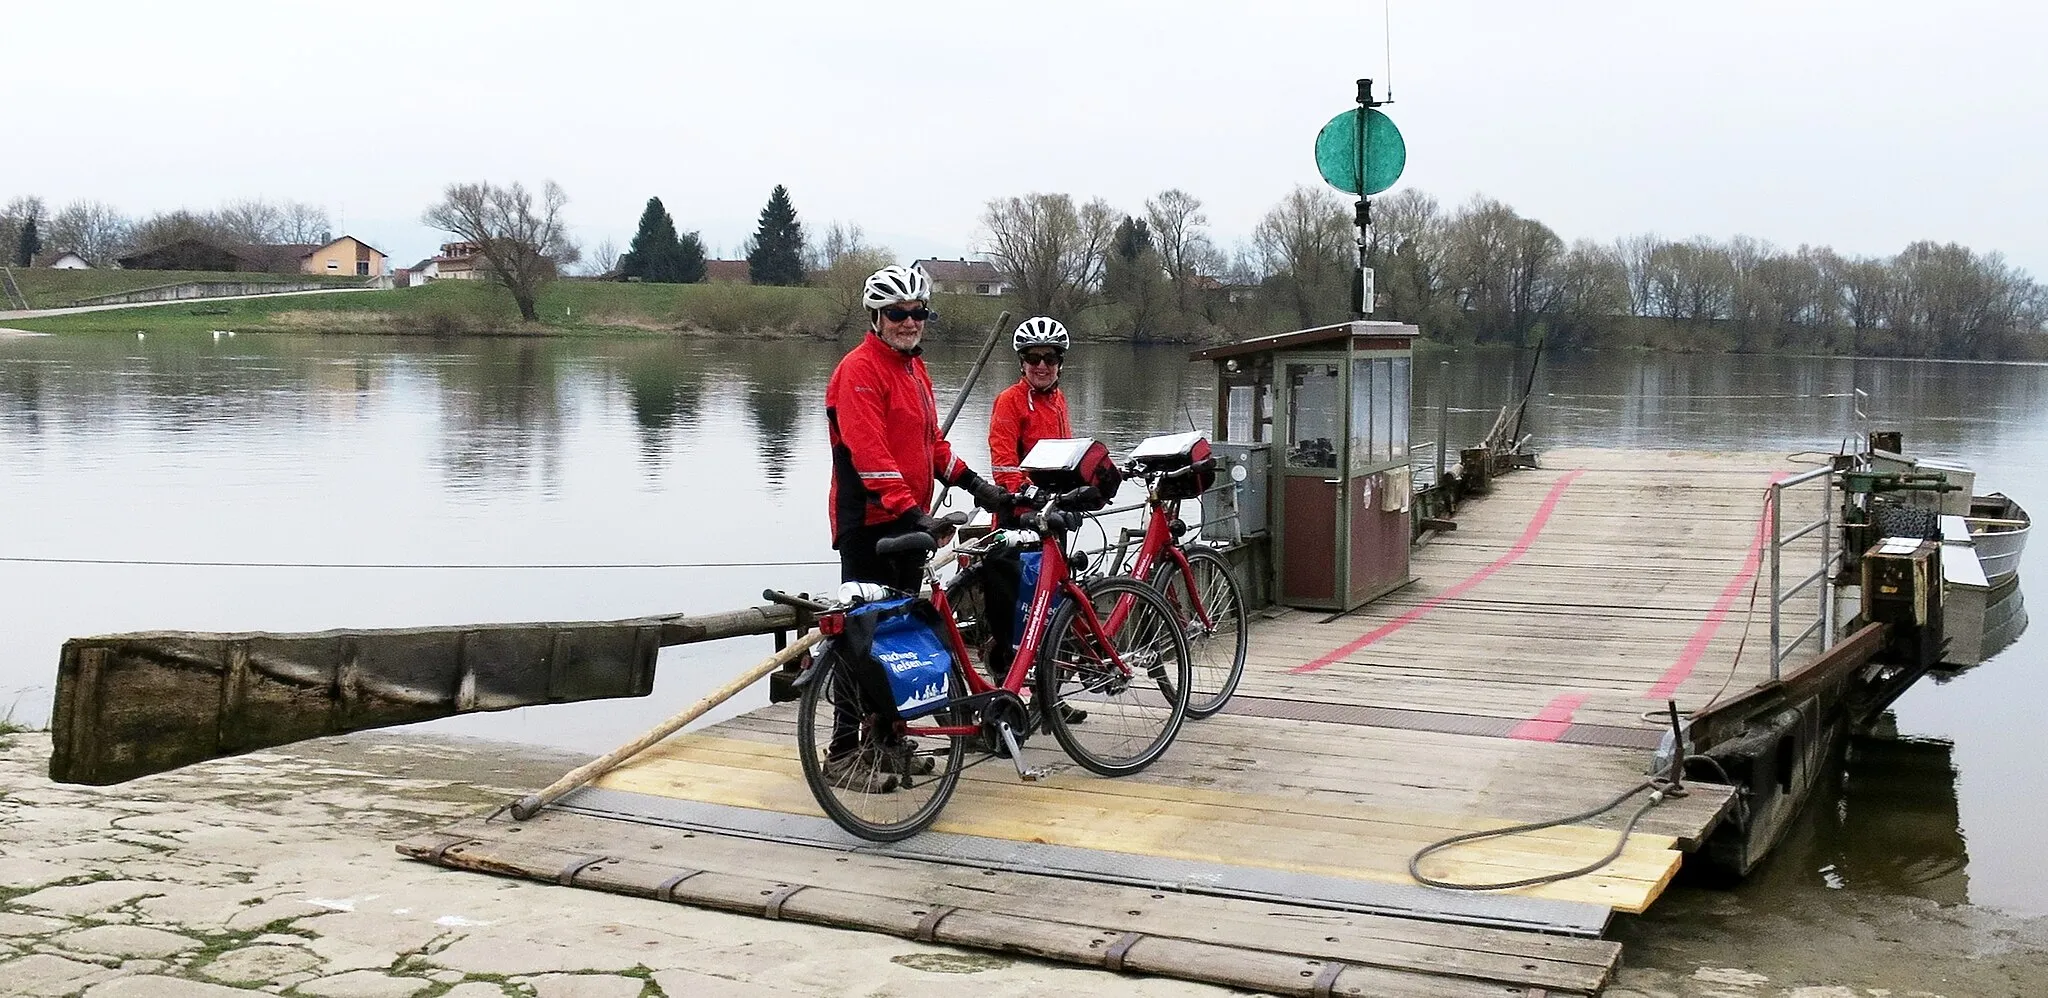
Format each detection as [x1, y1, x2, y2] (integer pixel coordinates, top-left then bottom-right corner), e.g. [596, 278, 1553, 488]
[2, 332, 2043, 933]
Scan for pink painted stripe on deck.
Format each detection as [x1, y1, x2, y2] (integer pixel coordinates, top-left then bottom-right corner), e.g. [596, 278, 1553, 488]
[1642, 472, 1790, 701]
[1290, 468, 1588, 675]
[1508, 692, 1591, 741]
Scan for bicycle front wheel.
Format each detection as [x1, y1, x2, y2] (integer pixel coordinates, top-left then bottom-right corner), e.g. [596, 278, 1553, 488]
[1149, 545, 1249, 719]
[796, 651, 965, 842]
[1035, 576, 1192, 776]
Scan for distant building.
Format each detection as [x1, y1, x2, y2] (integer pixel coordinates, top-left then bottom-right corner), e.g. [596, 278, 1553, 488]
[118, 239, 258, 272]
[33, 249, 91, 269]
[704, 259, 751, 284]
[116, 235, 386, 276]
[428, 242, 485, 281]
[911, 258, 1010, 296]
[300, 236, 387, 278]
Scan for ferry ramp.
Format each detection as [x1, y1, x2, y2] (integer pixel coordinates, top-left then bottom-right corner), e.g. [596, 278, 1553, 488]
[403, 447, 1828, 997]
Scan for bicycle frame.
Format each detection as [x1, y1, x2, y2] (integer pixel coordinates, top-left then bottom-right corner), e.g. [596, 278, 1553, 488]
[1105, 487, 1219, 639]
[900, 524, 1135, 740]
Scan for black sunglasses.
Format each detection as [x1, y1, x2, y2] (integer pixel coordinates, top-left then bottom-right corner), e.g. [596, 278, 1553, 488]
[881, 306, 934, 323]
[1021, 352, 1063, 367]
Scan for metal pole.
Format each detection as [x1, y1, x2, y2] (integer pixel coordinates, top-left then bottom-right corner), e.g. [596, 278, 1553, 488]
[1433, 359, 1449, 487]
[940, 309, 1012, 435]
[1768, 484, 1783, 680]
[1820, 468, 1835, 648]
[1354, 78, 1374, 319]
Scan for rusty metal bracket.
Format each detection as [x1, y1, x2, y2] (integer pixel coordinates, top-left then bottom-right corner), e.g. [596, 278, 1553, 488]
[555, 855, 611, 887]
[914, 905, 958, 943]
[425, 837, 475, 864]
[1104, 931, 1146, 972]
[1311, 960, 1350, 997]
[654, 869, 703, 901]
[762, 884, 808, 920]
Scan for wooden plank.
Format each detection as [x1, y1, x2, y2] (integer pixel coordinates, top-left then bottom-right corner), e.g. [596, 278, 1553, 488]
[397, 811, 1615, 996]
[594, 737, 1685, 912]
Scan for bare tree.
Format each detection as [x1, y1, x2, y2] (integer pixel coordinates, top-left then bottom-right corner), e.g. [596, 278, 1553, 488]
[1614, 233, 1660, 317]
[1144, 189, 1215, 318]
[584, 238, 620, 277]
[1547, 240, 1630, 348]
[278, 201, 332, 243]
[1368, 189, 1447, 324]
[807, 221, 878, 272]
[422, 180, 581, 322]
[979, 192, 1118, 316]
[48, 200, 133, 265]
[1253, 184, 1352, 326]
[129, 210, 234, 252]
[821, 243, 898, 333]
[215, 198, 286, 244]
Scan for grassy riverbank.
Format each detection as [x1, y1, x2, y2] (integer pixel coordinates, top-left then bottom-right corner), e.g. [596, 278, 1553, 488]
[6, 279, 1016, 342]
[7, 269, 369, 309]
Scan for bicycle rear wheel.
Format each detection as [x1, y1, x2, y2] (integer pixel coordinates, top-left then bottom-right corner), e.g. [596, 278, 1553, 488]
[796, 650, 965, 842]
[1035, 576, 1192, 776]
[1148, 545, 1248, 719]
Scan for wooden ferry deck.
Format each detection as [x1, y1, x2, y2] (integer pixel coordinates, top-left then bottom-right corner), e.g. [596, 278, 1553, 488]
[402, 447, 1829, 997]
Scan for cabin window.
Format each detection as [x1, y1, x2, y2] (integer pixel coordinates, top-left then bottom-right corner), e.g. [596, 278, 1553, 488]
[1285, 362, 1341, 469]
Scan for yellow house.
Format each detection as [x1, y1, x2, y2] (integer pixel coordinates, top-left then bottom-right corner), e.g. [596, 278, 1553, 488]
[299, 236, 388, 278]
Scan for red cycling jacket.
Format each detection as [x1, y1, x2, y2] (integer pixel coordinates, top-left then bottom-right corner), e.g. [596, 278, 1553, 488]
[987, 379, 1072, 493]
[825, 333, 970, 544]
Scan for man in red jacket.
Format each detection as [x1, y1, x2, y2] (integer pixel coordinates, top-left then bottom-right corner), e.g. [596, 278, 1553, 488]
[825, 264, 1009, 592]
[821, 265, 1014, 789]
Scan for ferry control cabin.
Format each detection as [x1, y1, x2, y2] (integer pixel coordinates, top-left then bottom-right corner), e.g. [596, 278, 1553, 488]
[1194, 320, 1417, 611]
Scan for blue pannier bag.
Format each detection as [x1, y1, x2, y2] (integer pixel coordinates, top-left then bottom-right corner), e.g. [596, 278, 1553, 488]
[1009, 551, 1061, 651]
[839, 596, 953, 721]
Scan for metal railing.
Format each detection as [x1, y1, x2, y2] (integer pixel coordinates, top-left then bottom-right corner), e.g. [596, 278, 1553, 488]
[1768, 465, 1838, 679]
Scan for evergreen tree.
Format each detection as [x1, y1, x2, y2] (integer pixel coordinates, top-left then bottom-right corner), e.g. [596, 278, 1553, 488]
[14, 216, 40, 267]
[617, 197, 695, 283]
[746, 185, 807, 286]
[675, 230, 707, 283]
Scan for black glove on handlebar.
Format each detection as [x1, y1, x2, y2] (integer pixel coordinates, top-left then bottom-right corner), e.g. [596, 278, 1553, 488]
[955, 468, 1011, 513]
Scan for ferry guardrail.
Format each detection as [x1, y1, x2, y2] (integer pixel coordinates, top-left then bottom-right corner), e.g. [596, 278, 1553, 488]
[1768, 464, 1838, 679]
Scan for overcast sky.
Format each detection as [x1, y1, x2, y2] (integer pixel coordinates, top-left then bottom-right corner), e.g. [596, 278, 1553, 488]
[8, 1, 2045, 275]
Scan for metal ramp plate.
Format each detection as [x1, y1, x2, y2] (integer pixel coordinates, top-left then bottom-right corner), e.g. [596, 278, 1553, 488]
[557, 785, 1612, 936]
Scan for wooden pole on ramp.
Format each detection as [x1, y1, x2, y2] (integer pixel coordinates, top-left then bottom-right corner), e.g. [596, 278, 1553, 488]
[508, 630, 822, 820]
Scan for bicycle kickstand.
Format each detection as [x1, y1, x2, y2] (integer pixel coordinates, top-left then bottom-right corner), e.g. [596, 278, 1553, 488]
[996, 722, 1050, 782]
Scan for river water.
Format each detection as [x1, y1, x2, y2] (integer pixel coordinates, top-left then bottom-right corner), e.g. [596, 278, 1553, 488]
[2, 330, 2044, 984]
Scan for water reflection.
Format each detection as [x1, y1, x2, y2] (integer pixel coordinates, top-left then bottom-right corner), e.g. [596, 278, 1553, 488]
[1752, 729, 1969, 905]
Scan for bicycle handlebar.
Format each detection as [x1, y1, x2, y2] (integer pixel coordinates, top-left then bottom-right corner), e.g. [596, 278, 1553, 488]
[1120, 456, 1219, 479]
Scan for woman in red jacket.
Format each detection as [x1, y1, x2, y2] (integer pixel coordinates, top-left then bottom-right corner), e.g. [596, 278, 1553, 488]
[980, 317, 1084, 726]
[987, 316, 1072, 492]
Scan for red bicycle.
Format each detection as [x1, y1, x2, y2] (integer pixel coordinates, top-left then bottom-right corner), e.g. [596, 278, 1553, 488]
[767, 484, 1193, 842]
[1106, 432, 1249, 719]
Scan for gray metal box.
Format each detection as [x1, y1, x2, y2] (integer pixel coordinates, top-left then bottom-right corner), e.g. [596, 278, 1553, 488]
[1202, 442, 1270, 541]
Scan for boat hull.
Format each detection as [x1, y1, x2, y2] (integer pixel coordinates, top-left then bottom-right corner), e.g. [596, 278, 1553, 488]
[1967, 493, 2029, 586]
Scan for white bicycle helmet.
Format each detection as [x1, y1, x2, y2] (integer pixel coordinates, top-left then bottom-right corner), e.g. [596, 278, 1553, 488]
[1012, 316, 1070, 353]
[862, 265, 933, 310]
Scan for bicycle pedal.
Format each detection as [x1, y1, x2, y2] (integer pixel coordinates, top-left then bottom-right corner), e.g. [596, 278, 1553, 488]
[996, 723, 1037, 780]
[1017, 765, 1051, 782]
